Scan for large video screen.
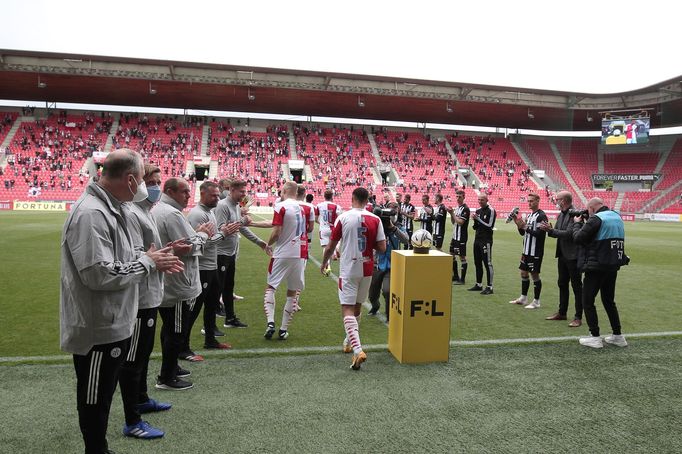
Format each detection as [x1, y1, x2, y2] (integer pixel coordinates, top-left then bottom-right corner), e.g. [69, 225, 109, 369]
[601, 117, 650, 145]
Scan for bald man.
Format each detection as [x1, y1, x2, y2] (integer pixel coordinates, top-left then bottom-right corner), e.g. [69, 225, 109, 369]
[572, 198, 629, 349]
[539, 191, 583, 327]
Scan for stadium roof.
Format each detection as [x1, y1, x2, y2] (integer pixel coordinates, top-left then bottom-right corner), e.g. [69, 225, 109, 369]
[1, 49, 681, 131]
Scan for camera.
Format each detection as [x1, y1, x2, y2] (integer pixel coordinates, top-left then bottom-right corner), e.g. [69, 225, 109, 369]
[505, 207, 519, 224]
[373, 207, 397, 231]
[568, 209, 589, 220]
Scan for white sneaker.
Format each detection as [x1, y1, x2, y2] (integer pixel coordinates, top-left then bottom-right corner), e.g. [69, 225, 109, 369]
[233, 293, 244, 301]
[524, 299, 540, 309]
[579, 336, 604, 348]
[509, 297, 527, 305]
[604, 334, 628, 347]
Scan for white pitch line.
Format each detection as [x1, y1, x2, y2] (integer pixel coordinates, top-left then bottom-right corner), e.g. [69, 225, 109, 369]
[2, 331, 681, 364]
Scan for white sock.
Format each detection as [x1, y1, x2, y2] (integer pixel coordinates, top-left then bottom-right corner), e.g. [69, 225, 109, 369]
[343, 315, 362, 354]
[264, 288, 275, 324]
[281, 296, 295, 331]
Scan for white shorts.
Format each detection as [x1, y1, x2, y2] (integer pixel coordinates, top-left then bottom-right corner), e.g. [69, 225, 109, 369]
[319, 228, 331, 247]
[267, 258, 306, 290]
[338, 275, 371, 306]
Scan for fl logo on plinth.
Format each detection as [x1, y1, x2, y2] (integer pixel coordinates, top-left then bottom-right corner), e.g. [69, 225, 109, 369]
[388, 250, 453, 363]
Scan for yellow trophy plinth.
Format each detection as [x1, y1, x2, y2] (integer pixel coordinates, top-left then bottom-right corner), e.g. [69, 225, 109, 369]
[388, 250, 453, 363]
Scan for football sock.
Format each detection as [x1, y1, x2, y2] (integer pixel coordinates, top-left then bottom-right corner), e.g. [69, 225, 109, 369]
[533, 279, 542, 300]
[264, 287, 276, 324]
[461, 261, 467, 281]
[343, 315, 362, 355]
[521, 277, 530, 297]
[452, 261, 459, 281]
[281, 297, 295, 331]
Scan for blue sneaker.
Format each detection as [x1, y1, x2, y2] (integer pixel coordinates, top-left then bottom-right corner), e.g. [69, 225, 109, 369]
[123, 420, 165, 439]
[136, 398, 172, 414]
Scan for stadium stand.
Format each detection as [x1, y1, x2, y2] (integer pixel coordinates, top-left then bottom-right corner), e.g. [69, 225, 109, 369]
[555, 139, 598, 191]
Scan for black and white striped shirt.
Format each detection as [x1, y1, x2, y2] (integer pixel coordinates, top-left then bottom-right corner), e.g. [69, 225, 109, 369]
[520, 209, 548, 257]
[452, 203, 470, 242]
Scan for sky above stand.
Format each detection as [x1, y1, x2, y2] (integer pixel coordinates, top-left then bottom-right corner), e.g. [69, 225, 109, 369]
[2, 0, 681, 94]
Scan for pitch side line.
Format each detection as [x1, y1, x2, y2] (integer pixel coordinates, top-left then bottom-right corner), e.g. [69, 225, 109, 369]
[2, 331, 681, 364]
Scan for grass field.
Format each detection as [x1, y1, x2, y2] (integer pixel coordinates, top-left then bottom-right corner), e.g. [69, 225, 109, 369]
[1, 211, 681, 453]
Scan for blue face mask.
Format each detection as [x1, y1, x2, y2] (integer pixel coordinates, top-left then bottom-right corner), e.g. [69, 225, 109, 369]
[146, 184, 162, 203]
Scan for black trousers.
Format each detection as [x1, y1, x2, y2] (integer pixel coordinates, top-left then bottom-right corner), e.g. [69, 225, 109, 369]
[473, 240, 494, 287]
[582, 269, 621, 337]
[404, 228, 413, 249]
[73, 337, 130, 454]
[557, 256, 583, 319]
[217, 254, 237, 321]
[158, 300, 193, 381]
[184, 269, 220, 349]
[368, 268, 391, 319]
[119, 307, 158, 426]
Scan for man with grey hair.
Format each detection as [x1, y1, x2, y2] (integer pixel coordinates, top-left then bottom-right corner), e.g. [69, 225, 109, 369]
[572, 197, 629, 349]
[61, 149, 183, 453]
[540, 190, 583, 327]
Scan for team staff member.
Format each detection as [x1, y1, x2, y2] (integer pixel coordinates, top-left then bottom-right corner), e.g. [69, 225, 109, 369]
[399, 194, 416, 249]
[215, 179, 271, 329]
[572, 198, 629, 349]
[539, 190, 583, 327]
[321, 187, 386, 370]
[61, 149, 182, 454]
[119, 164, 176, 440]
[448, 190, 470, 284]
[152, 177, 214, 387]
[508, 193, 548, 309]
[468, 194, 496, 295]
[185, 181, 240, 352]
[432, 193, 448, 251]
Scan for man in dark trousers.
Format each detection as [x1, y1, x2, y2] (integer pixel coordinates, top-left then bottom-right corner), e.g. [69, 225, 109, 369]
[572, 198, 629, 349]
[468, 194, 496, 295]
[61, 149, 182, 453]
[448, 190, 470, 284]
[539, 190, 583, 327]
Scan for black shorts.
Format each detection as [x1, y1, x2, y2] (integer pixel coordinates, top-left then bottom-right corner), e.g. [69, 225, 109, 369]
[449, 239, 467, 257]
[519, 254, 543, 273]
[433, 234, 445, 249]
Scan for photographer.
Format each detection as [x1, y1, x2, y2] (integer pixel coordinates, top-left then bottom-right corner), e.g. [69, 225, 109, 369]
[571, 198, 629, 349]
[539, 191, 583, 327]
[368, 202, 409, 321]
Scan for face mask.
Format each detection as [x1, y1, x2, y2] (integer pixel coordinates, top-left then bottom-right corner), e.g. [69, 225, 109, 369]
[146, 184, 161, 203]
[129, 176, 148, 203]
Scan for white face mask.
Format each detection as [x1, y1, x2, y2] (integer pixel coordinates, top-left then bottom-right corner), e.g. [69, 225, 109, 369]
[129, 176, 148, 203]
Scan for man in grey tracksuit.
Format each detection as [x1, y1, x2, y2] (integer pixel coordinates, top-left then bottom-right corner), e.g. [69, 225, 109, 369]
[152, 177, 213, 389]
[61, 150, 181, 454]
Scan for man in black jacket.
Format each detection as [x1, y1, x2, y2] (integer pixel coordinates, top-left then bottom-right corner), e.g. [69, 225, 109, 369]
[572, 198, 629, 349]
[469, 194, 496, 295]
[539, 191, 583, 327]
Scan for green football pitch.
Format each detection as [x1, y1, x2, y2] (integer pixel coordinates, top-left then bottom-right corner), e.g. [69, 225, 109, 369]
[0, 211, 681, 453]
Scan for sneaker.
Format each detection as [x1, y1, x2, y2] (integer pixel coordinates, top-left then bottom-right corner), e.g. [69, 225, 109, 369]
[278, 329, 289, 340]
[509, 297, 527, 305]
[524, 299, 541, 309]
[350, 351, 367, 370]
[224, 318, 248, 328]
[204, 341, 232, 350]
[176, 367, 191, 378]
[178, 352, 204, 362]
[342, 340, 353, 354]
[604, 334, 628, 347]
[233, 293, 245, 301]
[200, 327, 225, 337]
[215, 307, 226, 317]
[368, 305, 379, 316]
[264, 322, 276, 339]
[452, 280, 465, 285]
[135, 399, 172, 414]
[155, 377, 193, 391]
[467, 285, 483, 292]
[578, 336, 604, 349]
[480, 287, 494, 295]
[123, 420, 164, 439]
